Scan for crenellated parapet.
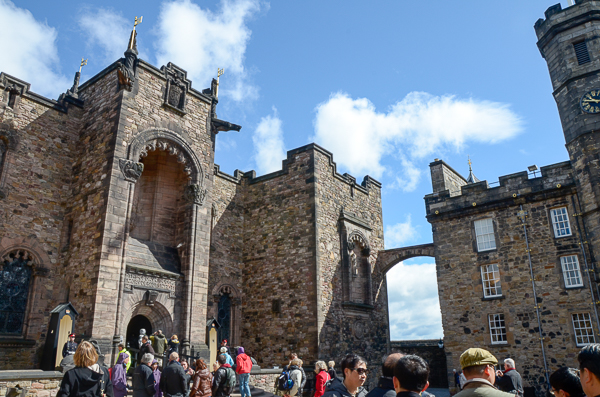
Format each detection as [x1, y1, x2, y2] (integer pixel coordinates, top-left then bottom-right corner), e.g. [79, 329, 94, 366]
[425, 160, 575, 221]
[214, 143, 381, 193]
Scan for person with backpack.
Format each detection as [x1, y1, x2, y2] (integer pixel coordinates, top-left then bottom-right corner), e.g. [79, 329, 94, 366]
[283, 353, 306, 396]
[236, 347, 253, 397]
[212, 354, 236, 397]
[277, 358, 303, 397]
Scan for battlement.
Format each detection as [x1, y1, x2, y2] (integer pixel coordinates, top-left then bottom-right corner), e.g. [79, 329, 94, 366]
[534, 0, 600, 49]
[214, 143, 381, 193]
[425, 160, 575, 220]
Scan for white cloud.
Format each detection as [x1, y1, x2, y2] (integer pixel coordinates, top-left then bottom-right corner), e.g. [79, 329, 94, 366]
[155, 0, 261, 101]
[252, 108, 286, 175]
[390, 156, 422, 192]
[384, 215, 418, 249]
[386, 261, 443, 340]
[78, 8, 132, 64]
[313, 91, 523, 180]
[0, 0, 69, 98]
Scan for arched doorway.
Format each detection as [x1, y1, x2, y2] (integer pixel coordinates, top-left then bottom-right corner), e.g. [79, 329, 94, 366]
[126, 314, 152, 350]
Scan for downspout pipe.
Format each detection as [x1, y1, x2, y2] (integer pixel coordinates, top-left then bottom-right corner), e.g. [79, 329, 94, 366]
[519, 204, 551, 390]
[570, 195, 600, 333]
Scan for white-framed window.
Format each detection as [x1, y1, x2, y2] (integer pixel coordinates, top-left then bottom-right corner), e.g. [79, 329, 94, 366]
[481, 264, 502, 298]
[550, 207, 572, 237]
[560, 255, 584, 288]
[489, 313, 507, 344]
[475, 218, 496, 252]
[572, 313, 595, 346]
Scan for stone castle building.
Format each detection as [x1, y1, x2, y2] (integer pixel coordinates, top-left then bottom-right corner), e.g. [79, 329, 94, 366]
[425, 1, 600, 395]
[4, 2, 600, 395]
[0, 28, 391, 374]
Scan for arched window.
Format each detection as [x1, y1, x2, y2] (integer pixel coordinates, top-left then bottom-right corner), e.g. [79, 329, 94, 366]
[217, 293, 231, 343]
[0, 250, 34, 334]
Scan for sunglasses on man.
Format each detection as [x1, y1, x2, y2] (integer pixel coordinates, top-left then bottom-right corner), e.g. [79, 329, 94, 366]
[352, 368, 370, 375]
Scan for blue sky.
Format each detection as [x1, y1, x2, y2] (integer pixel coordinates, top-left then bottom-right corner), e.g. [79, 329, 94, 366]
[1, 0, 573, 340]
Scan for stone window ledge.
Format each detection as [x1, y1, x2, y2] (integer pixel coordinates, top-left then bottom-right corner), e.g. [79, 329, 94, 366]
[481, 295, 506, 302]
[0, 338, 36, 348]
[565, 285, 585, 290]
[342, 302, 374, 311]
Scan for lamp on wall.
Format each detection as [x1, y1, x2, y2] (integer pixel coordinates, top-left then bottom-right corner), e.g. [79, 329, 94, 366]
[438, 338, 444, 349]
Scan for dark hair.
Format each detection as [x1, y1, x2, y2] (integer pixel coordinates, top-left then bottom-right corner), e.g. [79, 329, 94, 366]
[341, 354, 366, 379]
[394, 355, 429, 392]
[382, 353, 404, 378]
[550, 367, 585, 397]
[218, 354, 227, 365]
[579, 344, 600, 381]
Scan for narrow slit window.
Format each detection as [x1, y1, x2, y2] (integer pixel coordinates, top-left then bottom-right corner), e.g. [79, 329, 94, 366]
[574, 41, 591, 65]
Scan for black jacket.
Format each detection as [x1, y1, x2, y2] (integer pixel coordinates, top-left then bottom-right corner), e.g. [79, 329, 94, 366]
[138, 342, 156, 362]
[212, 366, 235, 397]
[132, 364, 156, 397]
[57, 366, 114, 397]
[323, 377, 367, 397]
[366, 377, 396, 397]
[62, 341, 78, 358]
[496, 369, 524, 397]
[328, 369, 337, 381]
[160, 360, 189, 397]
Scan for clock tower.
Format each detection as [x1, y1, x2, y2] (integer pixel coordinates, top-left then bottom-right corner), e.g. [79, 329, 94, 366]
[536, 0, 600, 263]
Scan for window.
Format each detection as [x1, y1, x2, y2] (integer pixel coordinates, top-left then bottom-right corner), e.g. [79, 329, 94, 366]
[475, 219, 496, 251]
[574, 41, 591, 65]
[481, 264, 502, 298]
[0, 250, 34, 334]
[561, 255, 584, 288]
[572, 313, 595, 346]
[489, 313, 507, 344]
[550, 207, 572, 237]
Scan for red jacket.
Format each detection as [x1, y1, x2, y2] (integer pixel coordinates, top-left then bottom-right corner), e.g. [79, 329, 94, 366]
[235, 353, 253, 374]
[315, 370, 331, 397]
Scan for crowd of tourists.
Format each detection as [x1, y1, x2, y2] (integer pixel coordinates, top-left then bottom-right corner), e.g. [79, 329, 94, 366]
[54, 335, 600, 397]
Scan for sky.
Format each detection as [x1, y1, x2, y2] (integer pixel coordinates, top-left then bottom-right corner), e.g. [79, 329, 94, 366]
[1, 0, 574, 341]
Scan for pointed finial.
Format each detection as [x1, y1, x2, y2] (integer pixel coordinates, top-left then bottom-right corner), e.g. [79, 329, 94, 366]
[216, 68, 224, 98]
[468, 155, 472, 172]
[134, 16, 143, 30]
[79, 58, 88, 73]
[128, 16, 143, 51]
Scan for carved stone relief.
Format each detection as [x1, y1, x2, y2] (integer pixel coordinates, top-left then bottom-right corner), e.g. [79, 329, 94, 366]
[119, 159, 144, 182]
[184, 184, 207, 206]
[161, 63, 190, 114]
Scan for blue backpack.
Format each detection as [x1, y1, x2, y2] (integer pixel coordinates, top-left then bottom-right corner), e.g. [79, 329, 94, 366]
[277, 368, 294, 391]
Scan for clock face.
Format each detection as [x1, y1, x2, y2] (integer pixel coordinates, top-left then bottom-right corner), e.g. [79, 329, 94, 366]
[581, 90, 600, 113]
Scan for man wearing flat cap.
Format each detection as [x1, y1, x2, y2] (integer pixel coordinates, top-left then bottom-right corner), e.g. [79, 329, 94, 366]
[454, 348, 516, 397]
[62, 333, 78, 358]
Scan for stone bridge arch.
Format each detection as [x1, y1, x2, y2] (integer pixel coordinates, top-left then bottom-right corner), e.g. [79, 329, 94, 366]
[374, 243, 435, 276]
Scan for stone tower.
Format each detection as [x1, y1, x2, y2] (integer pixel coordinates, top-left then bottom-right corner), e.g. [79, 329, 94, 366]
[535, 0, 600, 279]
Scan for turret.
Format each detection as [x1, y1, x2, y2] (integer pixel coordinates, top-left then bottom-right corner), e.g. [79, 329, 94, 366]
[535, 0, 600, 144]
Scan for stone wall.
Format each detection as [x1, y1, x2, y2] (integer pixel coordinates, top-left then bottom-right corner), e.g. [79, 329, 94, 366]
[390, 340, 448, 388]
[248, 369, 281, 394]
[0, 371, 62, 397]
[430, 160, 467, 197]
[313, 145, 386, 388]
[241, 149, 318, 366]
[209, 167, 245, 346]
[426, 161, 597, 396]
[0, 75, 83, 368]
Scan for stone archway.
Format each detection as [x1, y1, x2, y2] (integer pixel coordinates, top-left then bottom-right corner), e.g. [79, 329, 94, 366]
[374, 243, 435, 276]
